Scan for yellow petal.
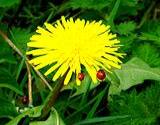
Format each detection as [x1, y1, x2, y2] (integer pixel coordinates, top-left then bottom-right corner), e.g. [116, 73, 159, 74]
[52, 62, 69, 81]
[64, 69, 73, 85]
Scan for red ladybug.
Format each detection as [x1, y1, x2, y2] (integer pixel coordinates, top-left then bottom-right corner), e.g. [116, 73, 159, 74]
[96, 70, 106, 80]
[22, 96, 28, 104]
[78, 73, 85, 81]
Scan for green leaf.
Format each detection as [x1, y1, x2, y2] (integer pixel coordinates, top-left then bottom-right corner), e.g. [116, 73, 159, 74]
[118, 33, 137, 52]
[6, 106, 42, 125]
[109, 83, 160, 125]
[0, 95, 18, 118]
[116, 21, 136, 35]
[6, 106, 65, 125]
[30, 109, 65, 125]
[10, 27, 32, 54]
[0, 0, 20, 7]
[68, 0, 111, 10]
[133, 44, 160, 67]
[140, 33, 160, 45]
[75, 115, 129, 125]
[0, 68, 23, 95]
[117, 0, 141, 17]
[109, 57, 160, 95]
[120, 0, 138, 7]
[139, 21, 160, 45]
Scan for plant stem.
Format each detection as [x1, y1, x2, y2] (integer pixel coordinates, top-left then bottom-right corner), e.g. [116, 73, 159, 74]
[35, 69, 69, 120]
[0, 29, 52, 91]
[26, 62, 33, 106]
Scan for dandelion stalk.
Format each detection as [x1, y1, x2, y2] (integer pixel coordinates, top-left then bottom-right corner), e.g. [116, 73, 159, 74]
[32, 69, 69, 121]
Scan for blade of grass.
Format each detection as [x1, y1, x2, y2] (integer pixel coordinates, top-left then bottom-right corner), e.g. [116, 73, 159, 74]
[65, 87, 108, 122]
[74, 115, 129, 125]
[31, 68, 46, 103]
[16, 56, 26, 80]
[86, 84, 109, 119]
[107, 0, 120, 30]
[20, 73, 28, 88]
[78, 76, 92, 121]
[80, 76, 91, 108]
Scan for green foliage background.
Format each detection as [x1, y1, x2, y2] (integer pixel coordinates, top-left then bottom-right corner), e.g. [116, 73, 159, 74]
[0, 0, 160, 125]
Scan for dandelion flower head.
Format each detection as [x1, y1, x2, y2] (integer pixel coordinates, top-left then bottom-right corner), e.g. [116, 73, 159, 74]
[27, 16, 124, 85]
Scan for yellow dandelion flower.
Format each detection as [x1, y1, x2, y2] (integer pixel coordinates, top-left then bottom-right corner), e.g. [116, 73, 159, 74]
[26, 16, 124, 85]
